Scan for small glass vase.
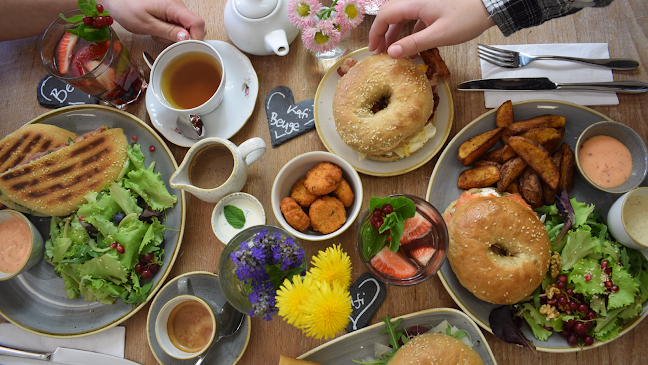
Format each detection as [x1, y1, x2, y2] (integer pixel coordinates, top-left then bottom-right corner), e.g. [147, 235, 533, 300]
[218, 225, 307, 318]
[311, 38, 349, 60]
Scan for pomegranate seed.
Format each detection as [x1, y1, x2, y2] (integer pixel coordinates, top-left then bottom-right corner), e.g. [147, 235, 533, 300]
[548, 299, 557, 306]
[587, 310, 597, 320]
[574, 322, 587, 335]
[96, 4, 104, 12]
[382, 204, 394, 215]
[569, 301, 579, 310]
[116, 245, 125, 254]
[131, 135, 138, 143]
[584, 273, 592, 282]
[601, 261, 608, 270]
[558, 296, 568, 306]
[110, 243, 117, 249]
[567, 334, 578, 345]
[561, 330, 571, 338]
[145, 252, 155, 262]
[79, 216, 84, 221]
[558, 275, 567, 282]
[605, 267, 613, 275]
[565, 319, 575, 328]
[557, 281, 566, 289]
[105, 15, 113, 26]
[141, 269, 152, 279]
[149, 264, 159, 273]
[584, 336, 594, 346]
[618, 262, 623, 266]
[612, 285, 619, 292]
[83, 16, 94, 25]
[134, 264, 143, 273]
[543, 325, 552, 331]
[578, 304, 589, 313]
[566, 288, 574, 296]
[605, 280, 613, 287]
[149, 146, 156, 152]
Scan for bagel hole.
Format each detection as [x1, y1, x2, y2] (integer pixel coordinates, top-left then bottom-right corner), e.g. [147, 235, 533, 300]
[490, 245, 510, 257]
[370, 96, 390, 114]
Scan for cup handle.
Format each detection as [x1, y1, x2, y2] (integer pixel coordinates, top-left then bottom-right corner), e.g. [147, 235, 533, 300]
[177, 277, 194, 296]
[238, 137, 266, 166]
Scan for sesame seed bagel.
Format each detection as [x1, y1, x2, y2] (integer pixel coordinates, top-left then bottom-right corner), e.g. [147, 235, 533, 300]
[389, 333, 484, 365]
[332, 54, 434, 160]
[447, 196, 551, 305]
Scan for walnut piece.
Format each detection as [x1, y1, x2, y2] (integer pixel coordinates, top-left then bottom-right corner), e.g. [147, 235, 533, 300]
[545, 285, 560, 299]
[550, 251, 562, 278]
[540, 304, 561, 320]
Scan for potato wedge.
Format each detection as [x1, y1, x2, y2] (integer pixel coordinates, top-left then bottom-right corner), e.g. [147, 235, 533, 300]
[479, 147, 504, 163]
[508, 115, 566, 136]
[458, 127, 505, 166]
[474, 160, 502, 169]
[519, 168, 543, 208]
[458, 165, 501, 190]
[497, 157, 527, 191]
[543, 150, 563, 205]
[558, 143, 575, 193]
[496, 100, 514, 143]
[520, 127, 565, 154]
[500, 145, 517, 163]
[505, 179, 520, 194]
[507, 136, 559, 190]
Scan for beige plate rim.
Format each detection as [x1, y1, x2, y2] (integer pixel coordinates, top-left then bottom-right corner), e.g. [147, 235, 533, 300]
[425, 99, 648, 353]
[313, 47, 455, 177]
[0, 104, 186, 338]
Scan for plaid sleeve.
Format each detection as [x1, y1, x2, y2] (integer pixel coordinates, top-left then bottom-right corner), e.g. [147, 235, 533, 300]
[482, 0, 615, 36]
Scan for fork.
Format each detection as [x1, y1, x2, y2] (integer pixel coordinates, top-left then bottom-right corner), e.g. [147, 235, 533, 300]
[477, 44, 639, 70]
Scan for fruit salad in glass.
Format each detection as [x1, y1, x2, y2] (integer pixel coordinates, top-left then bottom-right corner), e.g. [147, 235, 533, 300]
[357, 194, 448, 285]
[40, 3, 146, 109]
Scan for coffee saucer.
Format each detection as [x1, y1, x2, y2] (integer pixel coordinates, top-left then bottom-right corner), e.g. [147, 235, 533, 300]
[146, 41, 259, 147]
[146, 271, 251, 365]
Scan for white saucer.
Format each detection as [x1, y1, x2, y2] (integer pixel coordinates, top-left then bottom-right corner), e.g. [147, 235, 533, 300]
[146, 41, 259, 147]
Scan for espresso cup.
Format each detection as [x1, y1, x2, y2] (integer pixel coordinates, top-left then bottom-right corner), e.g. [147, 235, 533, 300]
[607, 187, 648, 258]
[0, 210, 44, 281]
[150, 40, 227, 116]
[155, 277, 218, 360]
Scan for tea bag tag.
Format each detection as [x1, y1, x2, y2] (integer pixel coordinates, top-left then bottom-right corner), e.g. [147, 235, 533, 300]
[346, 272, 387, 332]
[37, 75, 98, 108]
[264, 86, 315, 148]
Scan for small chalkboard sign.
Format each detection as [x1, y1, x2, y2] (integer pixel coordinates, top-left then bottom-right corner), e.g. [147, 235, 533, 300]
[346, 272, 387, 332]
[37, 75, 98, 109]
[264, 86, 315, 148]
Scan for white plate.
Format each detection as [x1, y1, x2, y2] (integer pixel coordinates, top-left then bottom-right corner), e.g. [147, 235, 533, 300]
[0, 105, 186, 337]
[314, 48, 454, 177]
[146, 40, 259, 147]
[298, 308, 497, 364]
[425, 100, 648, 352]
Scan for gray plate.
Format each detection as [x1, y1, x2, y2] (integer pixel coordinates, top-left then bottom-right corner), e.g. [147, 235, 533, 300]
[425, 100, 648, 352]
[298, 308, 497, 364]
[0, 105, 186, 337]
[146, 271, 250, 365]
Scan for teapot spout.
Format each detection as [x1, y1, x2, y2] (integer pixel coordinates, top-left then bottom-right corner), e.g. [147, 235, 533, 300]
[264, 29, 290, 56]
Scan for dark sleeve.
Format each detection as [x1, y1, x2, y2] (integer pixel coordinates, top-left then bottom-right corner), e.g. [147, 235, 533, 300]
[482, 0, 615, 36]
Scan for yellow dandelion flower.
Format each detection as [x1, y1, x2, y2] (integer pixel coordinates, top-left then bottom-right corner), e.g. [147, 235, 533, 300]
[309, 244, 352, 289]
[275, 274, 314, 328]
[301, 281, 352, 339]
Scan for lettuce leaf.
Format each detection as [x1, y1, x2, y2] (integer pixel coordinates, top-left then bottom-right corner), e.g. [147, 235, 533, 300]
[109, 182, 143, 216]
[561, 230, 597, 271]
[569, 257, 605, 297]
[520, 303, 552, 341]
[125, 164, 177, 211]
[608, 263, 639, 309]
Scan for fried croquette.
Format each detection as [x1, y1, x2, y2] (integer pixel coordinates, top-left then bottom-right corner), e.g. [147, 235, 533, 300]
[290, 177, 318, 207]
[280, 197, 310, 232]
[304, 162, 343, 196]
[332, 178, 354, 207]
[309, 196, 346, 234]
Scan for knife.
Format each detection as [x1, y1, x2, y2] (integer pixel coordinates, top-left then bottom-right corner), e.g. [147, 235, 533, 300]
[458, 77, 648, 93]
[0, 345, 140, 365]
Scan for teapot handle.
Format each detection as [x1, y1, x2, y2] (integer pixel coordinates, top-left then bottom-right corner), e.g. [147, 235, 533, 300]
[238, 137, 267, 166]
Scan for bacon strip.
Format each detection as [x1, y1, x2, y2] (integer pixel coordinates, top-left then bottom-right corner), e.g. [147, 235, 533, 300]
[420, 48, 450, 124]
[336, 57, 358, 77]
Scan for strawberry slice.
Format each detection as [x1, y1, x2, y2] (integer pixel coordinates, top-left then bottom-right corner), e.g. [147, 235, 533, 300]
[409, 245, 436, 266]
[400, 212, 432, 244]
[370, 246, 417, 279]
[85, 60, 116, 90]
[69, 41, 110, 78]
[57, 32, 78, 75]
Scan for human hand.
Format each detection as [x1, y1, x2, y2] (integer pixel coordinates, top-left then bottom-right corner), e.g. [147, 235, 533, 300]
[368, 0, 495, 58]
[104, 0, 205, 43]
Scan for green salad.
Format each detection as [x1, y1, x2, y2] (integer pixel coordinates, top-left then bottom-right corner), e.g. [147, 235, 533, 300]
[508, 192, 648, 347]
[45, 144, 177, 305]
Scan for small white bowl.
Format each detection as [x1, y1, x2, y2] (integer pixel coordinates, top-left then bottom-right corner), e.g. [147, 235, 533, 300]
[271, 151, 363, 241]
[0, 210, 44, 281]
[211, 193, 266, 244]
[607, 187, 648, 255]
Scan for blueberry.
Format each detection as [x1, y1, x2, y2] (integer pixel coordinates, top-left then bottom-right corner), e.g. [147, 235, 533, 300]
[113, 212, 126, 224]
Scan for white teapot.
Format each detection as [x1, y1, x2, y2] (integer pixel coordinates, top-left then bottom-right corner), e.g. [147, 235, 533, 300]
[224, 0, 299, 56]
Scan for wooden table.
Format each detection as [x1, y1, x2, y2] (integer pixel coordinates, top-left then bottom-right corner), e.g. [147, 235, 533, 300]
[1, 0, 647, 364]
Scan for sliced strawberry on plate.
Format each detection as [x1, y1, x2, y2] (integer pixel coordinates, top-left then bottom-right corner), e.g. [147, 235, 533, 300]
[400, 212, 432, 244]
[370, 246, 417, 279]
[85, 60, 116, 90]
[409, 245, 436, 266]
[57, 32, 78, 75]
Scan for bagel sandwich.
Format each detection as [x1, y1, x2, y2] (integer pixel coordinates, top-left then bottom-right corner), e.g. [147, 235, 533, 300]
[332, 49, 449, 162]
[389, 332, 485, 365]
[444, 188, 551, 305]
[0, 127, 128, 216]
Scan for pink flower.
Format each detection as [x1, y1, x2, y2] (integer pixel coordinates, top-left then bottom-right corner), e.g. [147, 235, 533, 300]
[287, 0, 321, 28]
[301, 19, 342, 54]
[334, 0, 366, 30]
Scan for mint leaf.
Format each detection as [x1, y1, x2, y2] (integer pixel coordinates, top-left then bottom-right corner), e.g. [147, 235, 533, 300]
[224, 205, 246, 229]
[369, 197, 392, 213]
[391, 196, 416, 219]
[79, 2, 96, 16]
[389, 219, 404, 252]
[361, 220, 387, 261]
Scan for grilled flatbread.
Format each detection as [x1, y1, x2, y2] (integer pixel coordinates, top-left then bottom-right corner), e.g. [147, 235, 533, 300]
[0, 124, 78, 215]
[0, 127, 128, 216]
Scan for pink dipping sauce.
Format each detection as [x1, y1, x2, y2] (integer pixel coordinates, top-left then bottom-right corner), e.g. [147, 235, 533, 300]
[579, 135, 632, 188]
[0, 213, 32, 274]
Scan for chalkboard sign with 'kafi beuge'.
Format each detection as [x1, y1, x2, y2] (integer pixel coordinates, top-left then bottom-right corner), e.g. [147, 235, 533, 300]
[264, 86, 315, 148]
[37, 75, 98, 108]
[346, 272, 387, 332]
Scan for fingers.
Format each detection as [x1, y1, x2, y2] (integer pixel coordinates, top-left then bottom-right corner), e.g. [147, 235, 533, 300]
[387, 26, 440, 59]
[384, 22, 406, 49]
[167, 2, 206, 40]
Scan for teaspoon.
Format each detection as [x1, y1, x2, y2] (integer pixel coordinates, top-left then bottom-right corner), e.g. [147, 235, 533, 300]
[194, 302, 245, 365]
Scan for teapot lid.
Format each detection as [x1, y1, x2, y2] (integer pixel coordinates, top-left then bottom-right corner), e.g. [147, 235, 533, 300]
[234, 0, 278, 19]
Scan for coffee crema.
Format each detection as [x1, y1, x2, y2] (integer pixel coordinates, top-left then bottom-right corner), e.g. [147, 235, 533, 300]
[161, 51, 221, 109]
[189, 145, 235, 189]
[167, 300, 214, 353]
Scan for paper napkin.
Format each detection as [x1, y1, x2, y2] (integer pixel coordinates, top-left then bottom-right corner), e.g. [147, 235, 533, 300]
[480, 43, 619, 108]
[0, 323, 125, 365]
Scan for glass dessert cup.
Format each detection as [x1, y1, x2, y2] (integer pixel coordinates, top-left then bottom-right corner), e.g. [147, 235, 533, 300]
[357, 194, 448, 286]
[40, 10, 147, 110]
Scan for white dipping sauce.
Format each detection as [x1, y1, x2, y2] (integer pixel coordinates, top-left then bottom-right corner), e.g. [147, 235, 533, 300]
[623, 195, 648, 245]
[216, 198, 264, 243]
